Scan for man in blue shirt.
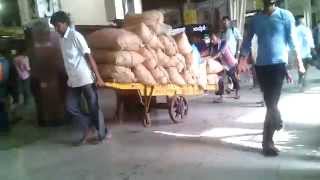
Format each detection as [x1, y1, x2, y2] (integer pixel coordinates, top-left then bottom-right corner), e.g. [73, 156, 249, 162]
[0, 48, 10, 134]
[295, 15, 315, 91]
[239, 0, 305, 156]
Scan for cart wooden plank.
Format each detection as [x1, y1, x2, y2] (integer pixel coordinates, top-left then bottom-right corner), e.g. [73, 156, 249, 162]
[104, 82, 218, 96]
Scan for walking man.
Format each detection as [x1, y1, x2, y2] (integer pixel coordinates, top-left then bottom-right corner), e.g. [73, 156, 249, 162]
[295, 15, 315, 91]
[239, 0, 305, 156]
[50, 11, 109, 145]
[222, 16, 243, 58]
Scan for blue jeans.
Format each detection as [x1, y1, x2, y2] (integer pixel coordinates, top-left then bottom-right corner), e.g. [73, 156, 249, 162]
[66, 84, 106, 139]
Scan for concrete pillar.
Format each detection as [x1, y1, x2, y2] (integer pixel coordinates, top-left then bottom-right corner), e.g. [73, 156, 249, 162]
[17, 0, 33, 25]
[304, 0, 312, 27]
[284, 0, 289, 9]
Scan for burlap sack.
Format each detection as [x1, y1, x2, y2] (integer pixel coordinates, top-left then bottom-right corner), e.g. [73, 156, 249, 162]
[159, 35, 178, 56]
[168, 55, 186, 73]
[150, 66, 170, 85]
[207, 74, 219, 85]
[183, 70, 197, 85]
[174, 32, 193, 55]
[87, 28, 143, 51]
[167, 67, 186, 86]
[139, 47, 158, 70]
[98, 64, 136, 83]
[205, 57, 224, 74]
[133, 64, 157, 85]
[125, 23, 164, 50]
[157, 23, 173, 35]
[124, 10, 164, 34]
[197, 63, 208, 89]
[184, 52, 194, 68]
[92, 50, 145, 67]
[157, 49, 170, 66]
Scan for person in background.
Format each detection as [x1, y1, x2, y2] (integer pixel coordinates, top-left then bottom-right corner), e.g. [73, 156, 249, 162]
[313, 21, 320, 54]
[0, 48, 10, 134]
[239, 0, 305, 156]
[190, 32, 208, 57]
[222, 17, 243, 92]
[14, 47, 32, 105]
[295, 15, 315, 92]
[222, 16, 243, 58]
[50, 11, 109, 146]
[210, 32, 240, 103]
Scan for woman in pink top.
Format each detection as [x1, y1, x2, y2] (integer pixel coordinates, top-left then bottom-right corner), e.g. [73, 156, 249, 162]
[14, 48, 31, 105]
[209, 32, 240, 102]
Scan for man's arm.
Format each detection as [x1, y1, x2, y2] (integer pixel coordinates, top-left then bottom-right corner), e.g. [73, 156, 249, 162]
[307, 28, 317, 56]
[234, 28, 243, 58]
[286, 11, 305, 73]
[238, 21, 254, 73]
[75, 32, 105, 87]
[84, 54, 104, 87]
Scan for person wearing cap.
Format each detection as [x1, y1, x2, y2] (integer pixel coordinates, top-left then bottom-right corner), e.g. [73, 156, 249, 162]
[239, 0, 305, 156]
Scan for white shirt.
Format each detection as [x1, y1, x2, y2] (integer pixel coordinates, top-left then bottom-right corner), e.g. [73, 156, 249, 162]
[296, 24, 315, 59]
[222, 27, 242, 56]
[60, 27, 94, 87]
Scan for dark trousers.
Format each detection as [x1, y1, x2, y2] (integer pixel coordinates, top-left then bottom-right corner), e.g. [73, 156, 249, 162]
[66, 84, 105, 139]
[298, 58, 312, 87]
[216, 66, 240, 95]
[255, 64, 286, 147]
[18, 78, 32, 105]
[0, 99, 9, 132]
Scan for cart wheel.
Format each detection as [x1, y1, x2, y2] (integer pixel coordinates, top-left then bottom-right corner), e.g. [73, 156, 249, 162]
[143, 113, 152, 128]
[169, 96, 188, 123]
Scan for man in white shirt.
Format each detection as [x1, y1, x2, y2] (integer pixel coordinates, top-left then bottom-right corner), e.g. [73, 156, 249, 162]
[50, 11, 108, 145]
[295, 15, 315, 91]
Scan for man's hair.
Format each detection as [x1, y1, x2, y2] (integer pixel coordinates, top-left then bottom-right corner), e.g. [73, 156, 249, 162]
[211, 31, 221, 37]
[295, 15, 304, 25]
[50, 11, 71, 25]
[222, 16, 230, 21]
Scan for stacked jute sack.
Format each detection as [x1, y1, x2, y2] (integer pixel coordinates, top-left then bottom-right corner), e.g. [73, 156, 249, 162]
[87, 10, 221, 87]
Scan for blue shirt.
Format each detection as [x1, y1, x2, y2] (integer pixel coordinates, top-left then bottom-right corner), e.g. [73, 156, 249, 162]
[296, 24, 314, 59]
[0, 56, 10, 98]
[241, 8, 298, 66]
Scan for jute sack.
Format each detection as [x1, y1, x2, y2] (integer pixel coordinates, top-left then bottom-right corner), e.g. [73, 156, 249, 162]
[92, 50, 145, 67]
[133, 64, 157, 85]
[176, 53, 187, 72]
[168, 55, 186, 73]
[124, 10, 164, 34]
[139, 47, 158, 70]
[156, 49, 171, 66]
[205, 57, 224, 74]
[167, 67, 186, 86]
[174, 32, 193, 55]
[197, 62, 208, 89]
[184, 52, 194, 68]
[207, 74, 219, 85]
[158, 35, 178, 56]
[87, 28, 143, 51]
[183, 69, 197, 85]
[157, 23, 173, 35]
[98, 64, 136, 83]
[125, 23, 164, 50]
[150, 66, 170, 85]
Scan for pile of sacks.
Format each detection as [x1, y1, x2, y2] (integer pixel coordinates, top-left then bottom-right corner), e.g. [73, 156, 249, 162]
[87, 10, 222, 88]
